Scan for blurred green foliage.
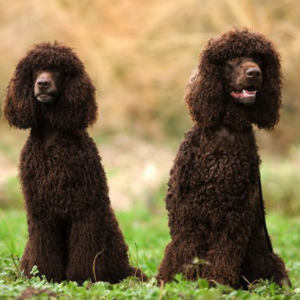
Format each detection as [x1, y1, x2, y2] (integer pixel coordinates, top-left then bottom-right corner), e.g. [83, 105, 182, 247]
[0, 177, 22, 210]
[261, 159, 300, 216]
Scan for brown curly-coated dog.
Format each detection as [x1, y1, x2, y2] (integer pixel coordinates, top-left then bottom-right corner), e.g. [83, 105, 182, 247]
[157, 29, 290, 289]
[3, 42, 146, 284]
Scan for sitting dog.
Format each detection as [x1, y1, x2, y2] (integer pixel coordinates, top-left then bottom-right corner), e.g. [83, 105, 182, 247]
[3, 42, 147, 284]
[157, 29, 290, 288]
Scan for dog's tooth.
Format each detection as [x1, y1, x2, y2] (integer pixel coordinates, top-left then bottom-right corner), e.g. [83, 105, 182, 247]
[241, 89, 257, 97]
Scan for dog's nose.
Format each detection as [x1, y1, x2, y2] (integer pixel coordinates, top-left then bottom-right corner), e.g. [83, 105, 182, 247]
[37, 79, 50, 89]
[246, 67, 261, 78]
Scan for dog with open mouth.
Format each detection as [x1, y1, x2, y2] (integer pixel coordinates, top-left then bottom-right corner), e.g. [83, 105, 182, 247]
[225, 56, 262, 106]
[157, 28, 290, 289]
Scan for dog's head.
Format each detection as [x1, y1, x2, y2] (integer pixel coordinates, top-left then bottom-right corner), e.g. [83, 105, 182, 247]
[224, 56, 262, 106]
[3, 42, 97, 130]
[186, 28, 282, 131]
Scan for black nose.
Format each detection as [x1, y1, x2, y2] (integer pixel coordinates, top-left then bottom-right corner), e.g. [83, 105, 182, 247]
[246, 67, 261, 78]
[37, 79, 50, 89]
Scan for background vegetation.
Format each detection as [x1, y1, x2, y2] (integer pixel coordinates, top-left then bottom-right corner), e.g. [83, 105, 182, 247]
[0, 0, 300, 299]
[0, 0, 300, 145]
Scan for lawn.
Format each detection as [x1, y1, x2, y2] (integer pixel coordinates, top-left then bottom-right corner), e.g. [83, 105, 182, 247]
[0, 207, 299, 300]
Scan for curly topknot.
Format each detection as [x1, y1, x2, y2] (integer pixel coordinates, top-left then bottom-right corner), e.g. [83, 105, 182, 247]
[186, 28, 282, 131]
[3, 42, 97, 131]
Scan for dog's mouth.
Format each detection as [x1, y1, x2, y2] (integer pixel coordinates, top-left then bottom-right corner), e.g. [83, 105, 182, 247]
[36, 93, 56, 104]
[230, 85, 258, 106]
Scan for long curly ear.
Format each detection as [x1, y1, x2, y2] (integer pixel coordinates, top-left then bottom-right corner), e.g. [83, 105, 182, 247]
[250, 48, 282, 130]
[185, 64, 224, 128]
[3, 62, 38, 129]
[46, 69, 97, 131]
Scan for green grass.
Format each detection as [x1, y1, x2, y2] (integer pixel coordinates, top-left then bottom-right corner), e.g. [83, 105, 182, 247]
[0, 208, 299, 300]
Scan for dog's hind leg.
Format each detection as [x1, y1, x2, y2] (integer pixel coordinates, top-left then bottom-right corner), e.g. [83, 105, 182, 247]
[157, 236, 201, 284]
[240, 235, 290, 288]
[66, 207, 147, 284]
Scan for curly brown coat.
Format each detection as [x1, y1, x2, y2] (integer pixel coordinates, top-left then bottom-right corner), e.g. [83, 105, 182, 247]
[157, 29, 290, 288]
[3, 42, 146, 284]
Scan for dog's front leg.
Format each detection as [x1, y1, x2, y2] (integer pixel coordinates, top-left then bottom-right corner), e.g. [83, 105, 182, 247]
[66, 207, 137, 284]
[201, 187, 256, 288]
[20, 214, 66, 282]
[200, 155, 257, 288]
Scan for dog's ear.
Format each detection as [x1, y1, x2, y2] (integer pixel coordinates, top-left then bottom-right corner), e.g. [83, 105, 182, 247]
[46, 69, 97, 130]
[250, 48, 282, 130]
[185, 64, 224, 128]
[3, 59, 38, 129]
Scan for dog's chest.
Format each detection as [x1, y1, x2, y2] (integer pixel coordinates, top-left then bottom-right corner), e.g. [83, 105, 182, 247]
[215, 126, 235, 143]
[212, 126, 257, 153]
[19, 134, 102, 218]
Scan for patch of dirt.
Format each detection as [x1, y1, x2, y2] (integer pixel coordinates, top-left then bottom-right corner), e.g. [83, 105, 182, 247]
[0, 153, 17, 186]
[14, 287, 56, 300]
[99, 135, 175, 210]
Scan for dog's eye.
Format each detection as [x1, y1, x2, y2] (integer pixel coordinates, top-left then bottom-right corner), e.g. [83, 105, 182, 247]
[229, 57, 237, 62]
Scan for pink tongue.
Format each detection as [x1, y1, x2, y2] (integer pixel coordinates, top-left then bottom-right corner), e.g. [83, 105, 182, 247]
[231, 89, 256, 99]
[231, 91, 243, 99]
